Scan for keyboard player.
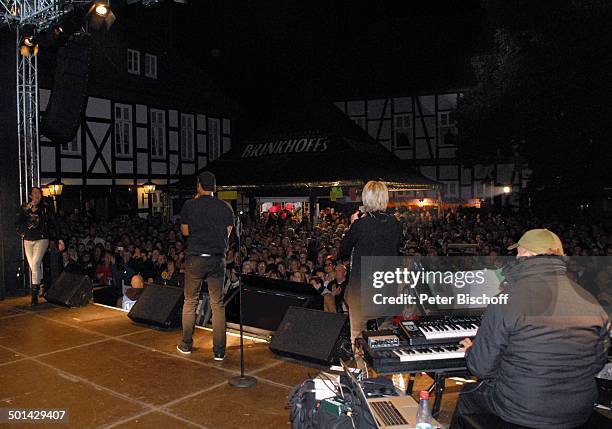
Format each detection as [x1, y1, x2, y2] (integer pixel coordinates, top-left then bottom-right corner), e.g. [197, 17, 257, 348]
[450, 229, 610, 429]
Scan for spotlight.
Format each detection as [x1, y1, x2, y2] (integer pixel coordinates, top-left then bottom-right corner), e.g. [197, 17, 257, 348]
[19, 39, 39, 56]
[94, 3, 109, 16]
[88, 1, 115, 30]
[35, 24, 67, 49]
[502, 186, 511, 194]
[19, 25, 39, 57]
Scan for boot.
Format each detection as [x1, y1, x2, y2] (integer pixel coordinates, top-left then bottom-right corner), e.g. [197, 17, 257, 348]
[31, 284, 39, 306]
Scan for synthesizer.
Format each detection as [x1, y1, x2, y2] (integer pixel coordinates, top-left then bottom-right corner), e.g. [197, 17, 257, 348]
[361, 341, 468, 374]
[399, 315, 481, 346]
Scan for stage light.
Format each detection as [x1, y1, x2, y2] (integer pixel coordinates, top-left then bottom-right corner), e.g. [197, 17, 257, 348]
[94, 3, 109, 16]
[88, 1, 115, 30]
[503, 186, 511, 194]
[19, 25, 39, 57]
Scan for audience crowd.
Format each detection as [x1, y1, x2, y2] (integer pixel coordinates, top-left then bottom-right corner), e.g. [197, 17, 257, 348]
[42, 203, 612, 314]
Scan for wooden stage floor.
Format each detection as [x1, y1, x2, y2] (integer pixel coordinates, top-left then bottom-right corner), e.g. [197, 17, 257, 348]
[0, 296, 461, 428]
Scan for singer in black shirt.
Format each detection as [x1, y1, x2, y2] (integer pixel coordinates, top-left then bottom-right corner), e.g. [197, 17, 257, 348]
[177, 172, 234, 361]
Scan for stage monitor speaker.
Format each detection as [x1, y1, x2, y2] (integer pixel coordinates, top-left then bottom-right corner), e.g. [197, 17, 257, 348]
[269, 307, 350, 366]
[235, 287, 312, 332]
[40, 33, 92, 143]
[128, 284, 184, 329]
[44, 272, 93, 307]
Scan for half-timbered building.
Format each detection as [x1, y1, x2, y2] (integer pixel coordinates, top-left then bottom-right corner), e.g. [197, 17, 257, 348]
[38, 8, 236, 217]
[333, 93, 530, 207]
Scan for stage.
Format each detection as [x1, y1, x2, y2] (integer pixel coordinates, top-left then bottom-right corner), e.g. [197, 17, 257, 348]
[0, 297, 461, 428]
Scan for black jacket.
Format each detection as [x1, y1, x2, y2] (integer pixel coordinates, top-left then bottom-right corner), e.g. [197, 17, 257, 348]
[339, 211, 403, 310]
[16, 199, 58, 241]
[467, 256, 610, 428]
[339, 212, 403, 267]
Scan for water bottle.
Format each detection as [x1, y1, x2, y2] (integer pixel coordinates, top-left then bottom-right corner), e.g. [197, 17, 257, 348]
[415, 390, 433, 429]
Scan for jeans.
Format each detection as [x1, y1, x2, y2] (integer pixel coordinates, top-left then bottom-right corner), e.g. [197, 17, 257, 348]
[181, 255, 226, 354]
[23, 239, 49, 285]
[449, 381, 496, 429]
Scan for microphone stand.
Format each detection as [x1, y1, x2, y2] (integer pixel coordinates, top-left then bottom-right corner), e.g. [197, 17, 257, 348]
[229, 214, 257, 388]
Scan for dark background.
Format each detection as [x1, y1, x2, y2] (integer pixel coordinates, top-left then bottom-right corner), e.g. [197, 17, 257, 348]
[168, 0, 484, 102]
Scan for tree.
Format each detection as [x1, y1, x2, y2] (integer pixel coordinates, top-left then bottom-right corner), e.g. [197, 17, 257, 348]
[458, 0, 612, 209]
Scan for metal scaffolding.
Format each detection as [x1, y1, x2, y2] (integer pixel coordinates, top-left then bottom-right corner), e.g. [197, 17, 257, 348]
[16, 31, 39, 203]
[2, 1, 65, 202]
[1, 1, 65, 294]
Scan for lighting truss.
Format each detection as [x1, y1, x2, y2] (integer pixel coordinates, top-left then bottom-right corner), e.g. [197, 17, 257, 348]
[15, 37, 39, 203]
[1, 1, 65, 30]
[1, 1, 68, 202]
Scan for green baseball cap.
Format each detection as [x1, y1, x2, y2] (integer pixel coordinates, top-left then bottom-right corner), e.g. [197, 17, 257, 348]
[507, 228, 564, 255]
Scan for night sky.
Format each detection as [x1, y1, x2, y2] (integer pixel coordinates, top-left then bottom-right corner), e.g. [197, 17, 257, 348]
[166, 1, 485, 103]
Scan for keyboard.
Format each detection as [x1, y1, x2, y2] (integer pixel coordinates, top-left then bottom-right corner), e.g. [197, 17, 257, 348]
[392, 344, 464, 362]
[361, 341, 468, 374]
[370, 401, 408, 426]
[400, 316, 481, 345]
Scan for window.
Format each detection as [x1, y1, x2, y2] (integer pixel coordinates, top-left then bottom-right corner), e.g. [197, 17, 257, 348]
[222, 118, 231, 155]
[127, 49, 140, 75]
[144, 53, 157, 79]
[61, 134, 80, 154]
[150, 109, 165, 159]
[393, 114, 412, 148]
[180, 114, 194, 161]
[439, 111, 458, 145]
[208, 118, 220, 161]
[114, 104, 132, 157]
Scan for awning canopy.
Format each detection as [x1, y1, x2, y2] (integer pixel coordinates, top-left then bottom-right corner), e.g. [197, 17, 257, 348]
[209, 135, 438, 191]
[166, 102, 440, 194]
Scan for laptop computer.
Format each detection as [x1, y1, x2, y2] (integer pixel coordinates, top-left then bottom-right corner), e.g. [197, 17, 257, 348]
[341, 360, 422, 429]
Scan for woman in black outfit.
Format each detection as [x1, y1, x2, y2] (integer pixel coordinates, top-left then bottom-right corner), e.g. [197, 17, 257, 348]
[16, 187, 63, 305]
[340, 181, 403, 345]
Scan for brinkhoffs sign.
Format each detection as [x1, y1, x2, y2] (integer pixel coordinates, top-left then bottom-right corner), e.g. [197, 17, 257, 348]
[241, 137, 329, 158]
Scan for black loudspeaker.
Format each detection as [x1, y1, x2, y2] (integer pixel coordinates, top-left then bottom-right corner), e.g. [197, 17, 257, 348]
[40, 33, 92, 143]
[225, 275, 317, 336]
[44, 272, 93, 307]
[227, 287, 312, 333]
[128, 284, 184, 329]
[269, 307, 350, 366]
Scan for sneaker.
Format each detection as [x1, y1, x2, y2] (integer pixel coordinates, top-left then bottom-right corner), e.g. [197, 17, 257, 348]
[176, 344, 192, 355]
[213, 352, 225, 361]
